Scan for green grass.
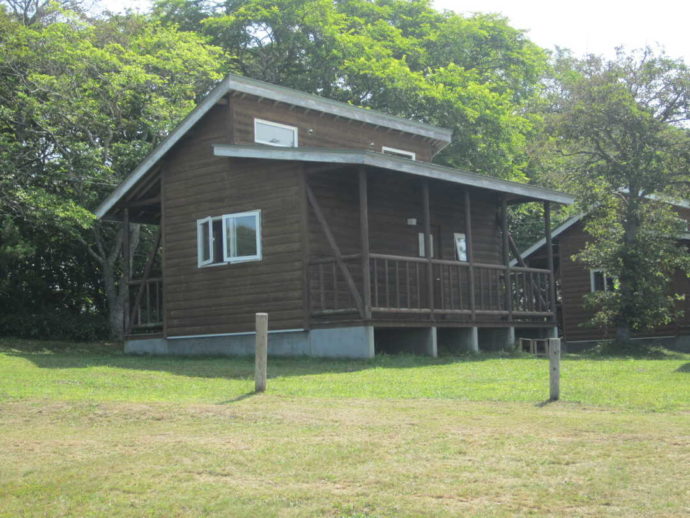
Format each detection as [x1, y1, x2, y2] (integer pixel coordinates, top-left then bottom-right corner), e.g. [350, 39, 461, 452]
[1, 338, 689, 517]
[1, 338, 688, 411]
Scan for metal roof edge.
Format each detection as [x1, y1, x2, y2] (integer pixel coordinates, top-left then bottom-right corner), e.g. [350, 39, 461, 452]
[94, 77, 232, 218]
[95, 74, 455, 219]
[511, 213, 584, 265]
[213, 144, 575, 205]
[225, 74, 453, 142]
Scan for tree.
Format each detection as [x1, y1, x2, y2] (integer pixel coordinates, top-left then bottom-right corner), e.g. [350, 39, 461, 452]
[0, 7, 224, 337]
[153, 0, 548, 180]
[546, 48, 690, 344]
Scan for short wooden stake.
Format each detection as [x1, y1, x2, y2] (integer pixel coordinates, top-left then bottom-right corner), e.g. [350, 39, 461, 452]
[548, 337, 561, 401]
[255, 313, 268, 392]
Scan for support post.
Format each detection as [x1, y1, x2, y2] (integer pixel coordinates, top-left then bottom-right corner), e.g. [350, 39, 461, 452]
[544, 202, 557, 321]
[300, 168, 311, 329]
[548, 337, 561, 401]
[422, 179, 434, 316]
[122, 208, 131, 336]
[501, 199, 512, 320]
[464, 190, 476, 320]
[255, 313, 268, 392]
[359, 167, 372, 320]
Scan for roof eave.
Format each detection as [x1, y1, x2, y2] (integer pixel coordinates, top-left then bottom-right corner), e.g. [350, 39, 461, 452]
[213, 144, 575, 205]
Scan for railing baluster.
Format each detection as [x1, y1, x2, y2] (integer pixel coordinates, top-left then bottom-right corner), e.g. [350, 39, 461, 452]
[373, 258, 379, 308]
[395, 261, 400, 309]
[406, 261, 410, 309]
[384, 259, 390, 308]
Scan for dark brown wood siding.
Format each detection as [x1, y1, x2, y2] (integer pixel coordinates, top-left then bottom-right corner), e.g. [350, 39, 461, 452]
[162, 106, 304, 336]
[306, 166, 503, 264]
[558, 220, 690, 342]
[229, 94, 436, 161]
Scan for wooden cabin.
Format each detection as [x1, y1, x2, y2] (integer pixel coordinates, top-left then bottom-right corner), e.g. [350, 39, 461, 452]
[519, 207, 690, 351]
[96, 74, 574, 357]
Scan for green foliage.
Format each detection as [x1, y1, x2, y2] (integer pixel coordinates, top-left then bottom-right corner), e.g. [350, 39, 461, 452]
[541, 48, 690, 341]
[0, 6, 224, 338]
[154, 0, 548, 180]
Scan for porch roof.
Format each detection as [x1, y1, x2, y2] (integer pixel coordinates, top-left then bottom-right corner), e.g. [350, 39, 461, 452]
[212, 144, 576, 205]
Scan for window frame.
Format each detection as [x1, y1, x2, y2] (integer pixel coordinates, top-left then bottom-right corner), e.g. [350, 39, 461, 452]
[382, 146, 416, 160]
[196, 216, 213, 268]
[222, 210, 262, 264]
[196, 210, 262, 268]
[254, 118, 298, 147]
[590, 269, 615, 293]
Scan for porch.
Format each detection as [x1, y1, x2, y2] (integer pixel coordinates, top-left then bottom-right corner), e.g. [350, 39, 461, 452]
[304, 164, 558, 328]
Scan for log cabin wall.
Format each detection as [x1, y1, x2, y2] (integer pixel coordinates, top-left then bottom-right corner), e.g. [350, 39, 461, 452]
[162, 105, 305, 337]
[558, 219, 690, 342]
[228, 94, 436, 161]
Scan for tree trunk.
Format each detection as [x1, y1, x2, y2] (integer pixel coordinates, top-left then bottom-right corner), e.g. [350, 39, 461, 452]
[615, 196, 641, 345]
[91, 222, 141, 340]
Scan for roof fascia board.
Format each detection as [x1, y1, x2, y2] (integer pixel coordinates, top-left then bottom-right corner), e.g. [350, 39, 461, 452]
[94, 78, 231, 219]
[213, 144, 575, 205]
[511, 213, 584, 265]
[225, 75, 452, 143]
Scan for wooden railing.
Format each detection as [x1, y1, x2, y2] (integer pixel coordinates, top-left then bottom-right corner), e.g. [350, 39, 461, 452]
[308, 255, 361, 315]
[128, 277, 163, 333]
[309, 253, 554, 321]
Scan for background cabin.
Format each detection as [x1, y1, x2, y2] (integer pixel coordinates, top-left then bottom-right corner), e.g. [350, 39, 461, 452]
[96, 74, 573, 357]
[519, 208, 690, 351]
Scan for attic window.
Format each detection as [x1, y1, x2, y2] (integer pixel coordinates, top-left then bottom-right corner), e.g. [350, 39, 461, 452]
[382, 146, 416, 160]
[197, 210, 262, 267]
[254, 119, 298, 147]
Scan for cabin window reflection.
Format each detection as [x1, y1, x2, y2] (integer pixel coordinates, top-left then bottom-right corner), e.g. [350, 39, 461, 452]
[197, 210, 262, 267]
[454, 232, 467, 261]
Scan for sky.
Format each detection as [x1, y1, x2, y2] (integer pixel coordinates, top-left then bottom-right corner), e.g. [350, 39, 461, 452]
[433, 0, 690, 62]
[96, 0, 690, 63]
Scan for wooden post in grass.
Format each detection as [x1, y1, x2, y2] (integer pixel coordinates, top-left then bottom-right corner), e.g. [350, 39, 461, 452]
[548, 337, 561, 401]
[255, 313, 268, 392]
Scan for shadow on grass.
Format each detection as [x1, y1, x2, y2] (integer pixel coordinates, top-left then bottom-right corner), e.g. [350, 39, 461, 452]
[675, 363, 690, 373]
[217, 392, 258, 404]
[0, 338, 543, 379]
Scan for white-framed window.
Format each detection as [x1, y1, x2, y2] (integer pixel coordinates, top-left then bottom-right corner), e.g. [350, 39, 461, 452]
[197, 210, 262, 267]
[382, 146, 416, 160]
[454, 232, 467, 261]
[254, 118, 298, 147]
[418, 232, 434, 258]
[590, 269, 615, 293]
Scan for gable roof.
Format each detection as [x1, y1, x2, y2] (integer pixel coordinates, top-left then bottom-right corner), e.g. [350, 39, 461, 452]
[212, 144, 576, 204]
[94, 74, 452, 219]
[517, 194, 690, 264]
[513, 214, 584, 265]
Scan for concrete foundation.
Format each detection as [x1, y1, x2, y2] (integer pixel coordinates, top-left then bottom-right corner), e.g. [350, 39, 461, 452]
[308, 326, 375, 358]
[125, 326, 375, 359]
[374, 327, 437, 357]
[478, 327, 516, 351]
[437, 327, 479, 354]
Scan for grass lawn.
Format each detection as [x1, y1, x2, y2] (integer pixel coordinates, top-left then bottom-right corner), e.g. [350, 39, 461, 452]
[1, 339, 689, 517]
